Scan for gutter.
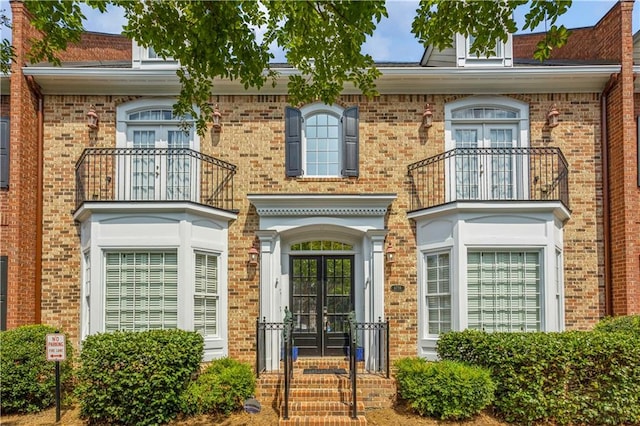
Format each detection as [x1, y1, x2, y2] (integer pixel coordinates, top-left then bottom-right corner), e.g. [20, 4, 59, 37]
[601, 73, 619, 317]
[26, 75, 43, 324]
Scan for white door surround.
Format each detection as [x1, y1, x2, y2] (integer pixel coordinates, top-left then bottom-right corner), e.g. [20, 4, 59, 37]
[248, 194, 395, 366]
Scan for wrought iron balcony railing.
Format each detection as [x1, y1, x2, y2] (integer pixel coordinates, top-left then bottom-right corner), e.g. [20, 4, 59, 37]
[75, 148, 237, 212]
[407, 147, 569, 211]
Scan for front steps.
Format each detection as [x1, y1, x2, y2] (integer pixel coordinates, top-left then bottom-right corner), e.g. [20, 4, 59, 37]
[256, 356, 395, 426]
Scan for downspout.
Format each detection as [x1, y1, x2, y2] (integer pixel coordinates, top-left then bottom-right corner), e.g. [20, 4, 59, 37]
[26, 75, 43, 324]
[601, 73, 618, 317]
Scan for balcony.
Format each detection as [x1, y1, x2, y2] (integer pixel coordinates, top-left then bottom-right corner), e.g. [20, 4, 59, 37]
[407, 147, 569, 212]
[75, 148, 237, 212]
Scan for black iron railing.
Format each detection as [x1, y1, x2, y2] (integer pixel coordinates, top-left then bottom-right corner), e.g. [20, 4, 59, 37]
[75, 148, 236, 211]
[255, 309, 294, 420]
[407, 147, 569, 211]
[347, 313, 390, 419]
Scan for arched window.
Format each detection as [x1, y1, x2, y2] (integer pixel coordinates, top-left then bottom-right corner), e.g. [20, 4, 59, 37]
[285, 103, 359, 178]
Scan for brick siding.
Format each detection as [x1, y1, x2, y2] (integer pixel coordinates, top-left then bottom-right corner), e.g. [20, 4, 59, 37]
[37, 93, 604, 358]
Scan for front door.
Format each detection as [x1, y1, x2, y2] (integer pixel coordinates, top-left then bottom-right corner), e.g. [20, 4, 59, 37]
[290, 255, 354, 356]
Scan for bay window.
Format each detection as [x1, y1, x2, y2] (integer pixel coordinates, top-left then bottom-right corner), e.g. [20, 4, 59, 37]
[467, 251, 541, 333]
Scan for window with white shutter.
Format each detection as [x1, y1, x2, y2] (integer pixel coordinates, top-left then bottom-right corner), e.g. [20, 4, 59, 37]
[194, 252, 219, 337]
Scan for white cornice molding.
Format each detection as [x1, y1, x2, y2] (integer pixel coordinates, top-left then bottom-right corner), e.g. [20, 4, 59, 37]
[247, 194, 396, 217]
[73, 201, 238, 223]
[407, 200, 571, 223]
[22, 65, 621, 95]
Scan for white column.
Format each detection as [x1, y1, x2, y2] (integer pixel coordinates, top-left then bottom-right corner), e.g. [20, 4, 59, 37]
[366, 230, 387, 323]
[256, 230, 278, 322]
[256, 230, 279, 371]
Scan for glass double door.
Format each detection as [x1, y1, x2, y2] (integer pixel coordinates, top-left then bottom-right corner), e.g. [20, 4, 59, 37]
[129, 127, 193, 201]
[290, 255, 354, 356]
[453, 124, 518, 200]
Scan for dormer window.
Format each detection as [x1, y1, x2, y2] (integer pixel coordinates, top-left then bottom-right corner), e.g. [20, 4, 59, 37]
[456, 34, 512, 67]
[132, 41, 178, 69]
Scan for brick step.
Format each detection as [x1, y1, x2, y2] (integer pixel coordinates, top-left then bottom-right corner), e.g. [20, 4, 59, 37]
[292, 356, 353, 370]
[285, 400, 365, 417]
[289, 387, 353, 401]
[289, 374, 351, 387]
[256, 371, 396, 410]
[279, 414, 367, 425]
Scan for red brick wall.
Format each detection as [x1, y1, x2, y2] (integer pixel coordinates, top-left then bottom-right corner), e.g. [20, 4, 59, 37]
[514, 27, 598, 61]
[54, 32, 131, 63]
[513, 1, 627, 62]
[7, 2, 42, 328]
[608, 1, 639, 315]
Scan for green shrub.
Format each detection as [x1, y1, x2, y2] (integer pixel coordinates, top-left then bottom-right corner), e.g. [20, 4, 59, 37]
[181, 357, 256, 416]
[76, 329, 203, 425]
[0, 325, 74, 414]
[594, 315, 640, 337]
[437, 330, 640, 425]
[394, 357, 495, 420]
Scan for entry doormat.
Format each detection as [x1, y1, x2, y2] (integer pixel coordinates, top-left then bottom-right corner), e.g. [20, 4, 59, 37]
[303, 368, 347, 375]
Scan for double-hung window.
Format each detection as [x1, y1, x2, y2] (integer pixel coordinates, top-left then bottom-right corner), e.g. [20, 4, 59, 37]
[425, 252, 451, 335]
[194, 252, 219, 337]
[285, 104, 359, 178]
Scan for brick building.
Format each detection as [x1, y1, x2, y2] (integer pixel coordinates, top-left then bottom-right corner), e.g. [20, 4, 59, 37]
[2, 0, 638, 368]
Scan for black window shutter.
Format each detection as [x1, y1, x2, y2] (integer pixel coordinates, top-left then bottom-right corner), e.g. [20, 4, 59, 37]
[285, 107, 302, 177]
[342, 106, 359, 177]
[0, 118, 8, 189]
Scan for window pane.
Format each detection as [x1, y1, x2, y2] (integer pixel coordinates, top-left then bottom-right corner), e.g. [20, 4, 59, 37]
[105, 252, 178, 332]
[425, 252, 451, 335]
[194, 253, 219, 337]
[467, 251, 540, 332]
[305, 112, 340, 177]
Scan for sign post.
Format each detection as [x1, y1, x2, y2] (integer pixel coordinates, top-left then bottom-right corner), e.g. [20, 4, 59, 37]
[46, 332, 66, 422]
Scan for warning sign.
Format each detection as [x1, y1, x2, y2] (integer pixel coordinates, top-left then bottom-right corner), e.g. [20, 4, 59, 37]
[46, 333, 66, 361]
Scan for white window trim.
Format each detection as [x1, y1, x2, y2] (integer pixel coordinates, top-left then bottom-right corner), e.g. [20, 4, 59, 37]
[455, 33, 513, 67]
[299, 103, 344, 178]
[132, 41, 178, 69]
[79, 210, 232, 361]
[445, 96, 529, 151]
[116, 99, 200, 151]
[423, 250, 452, 338]
[444, 96, 530, 203]
[464, 248, 544, 333]
[413, 204, 566, 360]
[193, 251, 221, 339]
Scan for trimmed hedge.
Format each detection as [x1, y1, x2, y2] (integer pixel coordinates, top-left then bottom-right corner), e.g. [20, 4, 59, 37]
[180, 357, 256, 416]
[437, 329, 640, 425]
[0, 325, 74, 414]
[394, 358, 495, 420]
[76, 329, 203, 425]
[594, 314, 640, 337]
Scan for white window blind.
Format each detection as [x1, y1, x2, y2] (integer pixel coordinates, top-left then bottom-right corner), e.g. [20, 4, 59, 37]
[425, 252, 451, 335]
[194, 253, 218, 337]
[105, 252, 178, 332]
[467, 251, 540, 332]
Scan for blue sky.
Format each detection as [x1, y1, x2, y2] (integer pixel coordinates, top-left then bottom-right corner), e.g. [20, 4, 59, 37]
[1, 0, 637, 62]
